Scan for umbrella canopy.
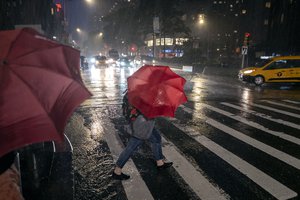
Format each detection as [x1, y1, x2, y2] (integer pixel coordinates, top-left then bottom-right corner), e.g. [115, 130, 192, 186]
[127, 65, 187, 118]
[0, 28, 91, 157]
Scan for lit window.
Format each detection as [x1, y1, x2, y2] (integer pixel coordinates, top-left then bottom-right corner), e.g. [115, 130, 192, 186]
[265, 2, 271, 8]
[219, 1, 223, 4]
[264, 19, 268, 25]
[234, 30, 238, 33]
[165, 38, 173, 45]
[235, 13, 238, 17]
[175, 38, 188, 45]
[230, 4, 233, 7]
[242, 9, 246, 14]
[214, 1, 217, 4]
[147, 40, 153, 47]
[156, 39, 161, 46]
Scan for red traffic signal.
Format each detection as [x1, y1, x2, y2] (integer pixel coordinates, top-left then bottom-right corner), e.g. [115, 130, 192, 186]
[130, 44, 137, 52]
[245, 32, 251, 38]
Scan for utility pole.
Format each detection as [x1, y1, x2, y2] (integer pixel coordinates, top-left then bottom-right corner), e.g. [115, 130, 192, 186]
[241, 32, 250, 68]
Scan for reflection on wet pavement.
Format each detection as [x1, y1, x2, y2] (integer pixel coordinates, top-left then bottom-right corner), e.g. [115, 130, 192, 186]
[65, 66, 300, 199]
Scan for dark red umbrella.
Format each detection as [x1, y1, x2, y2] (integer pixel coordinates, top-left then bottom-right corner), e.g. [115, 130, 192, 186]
[127, 65, 187, 118]
[0, 28, 92, 157]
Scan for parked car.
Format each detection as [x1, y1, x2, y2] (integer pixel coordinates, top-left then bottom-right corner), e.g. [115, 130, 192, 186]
[238, 55, 300, 85]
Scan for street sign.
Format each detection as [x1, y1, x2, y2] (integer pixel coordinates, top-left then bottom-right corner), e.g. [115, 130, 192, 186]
[241, 46, 248, 55]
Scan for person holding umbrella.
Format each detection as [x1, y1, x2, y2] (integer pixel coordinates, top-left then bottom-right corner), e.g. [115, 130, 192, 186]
[112, 113, 173, 180]
[112, 65, 187, 180]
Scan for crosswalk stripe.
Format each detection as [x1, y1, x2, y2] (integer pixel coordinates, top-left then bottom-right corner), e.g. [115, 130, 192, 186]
[260, 100, 300, 111]
[282, 100, 300, 105]
[102, 118, 154, 200]
[251, 103, 300, 118]
[161, 136, 228, 200]
[206, 118, 300, 170]
[169, 120, 298, 200]
[200, 103, 300, 146]
[221, 102, 300, 130]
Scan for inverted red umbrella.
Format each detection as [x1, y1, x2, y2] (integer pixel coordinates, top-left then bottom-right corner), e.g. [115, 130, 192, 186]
[0, 28, 92, 157]
[127, 65, 187, 118]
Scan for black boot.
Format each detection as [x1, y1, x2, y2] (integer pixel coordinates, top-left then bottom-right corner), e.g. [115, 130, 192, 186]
[112, 171, 130, 180]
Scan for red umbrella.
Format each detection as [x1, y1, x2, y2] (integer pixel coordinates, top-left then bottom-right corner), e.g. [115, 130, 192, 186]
[0, 28, 92, 157]
[127, 65, 187, 118]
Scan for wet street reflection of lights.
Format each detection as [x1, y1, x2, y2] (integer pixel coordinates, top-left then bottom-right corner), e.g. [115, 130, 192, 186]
[191, 79, 204, 102]
[90, 65, 101, 82]
[90, 114, 104, 139]
[241, 88, 251, 104]
[104, 67, 117, 99]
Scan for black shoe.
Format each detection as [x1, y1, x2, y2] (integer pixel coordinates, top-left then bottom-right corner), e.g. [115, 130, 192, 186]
[157, 162, 173, 170]
[112, 171, 130, 180]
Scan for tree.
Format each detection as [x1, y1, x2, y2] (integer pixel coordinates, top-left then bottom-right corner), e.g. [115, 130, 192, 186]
[102, 0, 190, 53]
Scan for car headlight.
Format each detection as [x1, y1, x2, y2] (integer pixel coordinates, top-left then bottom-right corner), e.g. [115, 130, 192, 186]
[243, 69, 255, 74]
[90, 58, 96, 63]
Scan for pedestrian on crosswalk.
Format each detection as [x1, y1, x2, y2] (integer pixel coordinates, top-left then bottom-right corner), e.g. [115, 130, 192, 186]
[112, 114, 173, 181]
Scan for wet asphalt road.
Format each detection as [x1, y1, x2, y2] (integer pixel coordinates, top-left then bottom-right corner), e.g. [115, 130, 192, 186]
[65, 64, 300, 200]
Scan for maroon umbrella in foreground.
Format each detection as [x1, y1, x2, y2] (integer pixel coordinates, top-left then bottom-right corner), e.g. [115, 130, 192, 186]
[127, 65, 187, 119]
[0, 28, 92, 157]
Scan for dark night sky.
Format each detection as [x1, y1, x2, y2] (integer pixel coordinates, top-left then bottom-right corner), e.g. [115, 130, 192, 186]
[65, 0, 113, 41]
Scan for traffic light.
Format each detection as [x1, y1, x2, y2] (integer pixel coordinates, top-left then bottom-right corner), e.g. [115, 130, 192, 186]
[130, 44, 137, 52]
[244, 32, 251, 46]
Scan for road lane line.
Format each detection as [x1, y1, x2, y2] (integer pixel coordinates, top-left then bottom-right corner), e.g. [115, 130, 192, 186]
[197, 104, 300, 146]
[169, 120, 298, 200]
[221, 102, 300, 130]
[261, 100, 300, 111]
[283, 100, 300, 105]
[161, 136, 229, 200]
[251, 103, 300, 118]
[206, 118, 300, 170]
[102, 119, 154, 200]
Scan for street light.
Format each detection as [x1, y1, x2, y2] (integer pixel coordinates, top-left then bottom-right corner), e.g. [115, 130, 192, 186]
[197, 14, 209, 62]
[76, 28, 81, 33]
[198, 14, 205, 25]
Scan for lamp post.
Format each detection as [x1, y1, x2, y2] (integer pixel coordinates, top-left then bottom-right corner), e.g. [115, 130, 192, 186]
[197, 14, 209, 62]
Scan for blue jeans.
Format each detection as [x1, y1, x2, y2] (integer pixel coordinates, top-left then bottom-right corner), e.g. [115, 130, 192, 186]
[116, 127, 164, 168]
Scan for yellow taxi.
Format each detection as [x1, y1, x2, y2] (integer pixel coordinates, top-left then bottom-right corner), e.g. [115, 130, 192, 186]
[238, 56, 300, 85]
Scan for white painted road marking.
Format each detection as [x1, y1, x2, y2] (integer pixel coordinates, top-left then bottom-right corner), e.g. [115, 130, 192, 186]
[169, 119, 298, 200]
[251, 103, 300, 118]
[206, 118, 300, 170]
[221, 102, 300, 130]
[200, 103, 300, 146]
[161, 136, 229, 200]
[282, 100, 300, 105]
[261, 100, 300, 111]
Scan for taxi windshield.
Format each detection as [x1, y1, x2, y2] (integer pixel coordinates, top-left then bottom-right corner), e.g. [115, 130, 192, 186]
[254, 59, 273, 68]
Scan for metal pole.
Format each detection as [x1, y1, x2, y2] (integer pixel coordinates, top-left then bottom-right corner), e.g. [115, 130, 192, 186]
[241, 54, 245, 69]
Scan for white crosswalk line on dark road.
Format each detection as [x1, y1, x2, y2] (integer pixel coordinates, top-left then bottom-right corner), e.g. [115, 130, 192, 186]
[250, 103, 300, 118]
[261, 100, 300, 111]
[200, 103, 300, 145]
[220, 102, 300, 130]
[169, 119, 298, 200]
[206, 118, 300, 170]
[161, 136, 228, 200]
